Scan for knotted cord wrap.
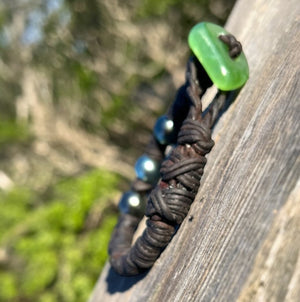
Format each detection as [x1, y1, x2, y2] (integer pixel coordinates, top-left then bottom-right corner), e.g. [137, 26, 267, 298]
[218, 34, 242, 58]
[108, 55, 231, 276]
[108, 30, 245, 275]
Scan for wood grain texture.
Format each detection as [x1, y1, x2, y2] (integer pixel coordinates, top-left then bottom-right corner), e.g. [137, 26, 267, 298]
[238, 180, 300, 302]
[89, 0, 300, 301]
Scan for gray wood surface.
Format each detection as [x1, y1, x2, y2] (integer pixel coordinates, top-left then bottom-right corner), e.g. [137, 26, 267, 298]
[89, 0, 300, 301]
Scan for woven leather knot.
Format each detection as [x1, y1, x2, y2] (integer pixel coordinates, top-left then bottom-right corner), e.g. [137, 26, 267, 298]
[160, 151, 206, 181]
[219, 34, 243, 58]
[146, 186, 194, 224]
[177, 119, 215, 155]
[145, 110, 214, 225]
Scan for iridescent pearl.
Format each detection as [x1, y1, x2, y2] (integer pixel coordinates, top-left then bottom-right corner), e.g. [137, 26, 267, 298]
[135, 155, 160, 184]
[153, 115, 177, 145]
[118, 191, 145, 217]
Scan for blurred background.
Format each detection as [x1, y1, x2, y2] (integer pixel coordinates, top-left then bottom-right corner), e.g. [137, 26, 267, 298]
[0, 0, 236, 301]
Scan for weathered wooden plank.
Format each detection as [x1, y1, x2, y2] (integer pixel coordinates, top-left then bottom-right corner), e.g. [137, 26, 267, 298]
[238, 179, 300, 302]
[89, 0, 300, 301]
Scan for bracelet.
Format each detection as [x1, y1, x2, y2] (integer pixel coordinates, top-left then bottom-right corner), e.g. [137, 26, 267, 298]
[108, 22, 249, 276]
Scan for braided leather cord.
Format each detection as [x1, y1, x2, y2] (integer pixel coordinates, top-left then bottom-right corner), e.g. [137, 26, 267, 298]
[108, 54, 232, 275]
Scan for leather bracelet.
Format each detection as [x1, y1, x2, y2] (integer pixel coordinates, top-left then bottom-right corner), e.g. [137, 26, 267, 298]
[108, 22, 249, 276]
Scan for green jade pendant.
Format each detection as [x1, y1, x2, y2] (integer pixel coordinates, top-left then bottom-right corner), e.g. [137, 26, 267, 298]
[188, 22, 249, 91]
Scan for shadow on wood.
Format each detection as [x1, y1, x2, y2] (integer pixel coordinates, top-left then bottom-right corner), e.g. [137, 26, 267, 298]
[105, 266, 148, 294]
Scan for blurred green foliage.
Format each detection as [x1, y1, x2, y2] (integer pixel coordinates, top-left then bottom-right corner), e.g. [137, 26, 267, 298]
[0, 170, 119, 301]
[0, 118, 30, 146]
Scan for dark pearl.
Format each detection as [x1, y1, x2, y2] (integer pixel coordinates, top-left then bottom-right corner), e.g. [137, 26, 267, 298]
[134, 155, 160, 184]
[153, 115, 177, 145]
[118, 191, 145, 217]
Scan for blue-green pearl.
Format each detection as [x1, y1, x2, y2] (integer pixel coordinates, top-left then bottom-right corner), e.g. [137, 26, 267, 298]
[135, 155, 160, 184]
[153, 115, 177, 145]
[118, 191, 145, 217]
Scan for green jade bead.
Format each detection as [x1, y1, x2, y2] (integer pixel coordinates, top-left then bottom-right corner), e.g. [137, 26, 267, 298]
[188, 22, 249, 91]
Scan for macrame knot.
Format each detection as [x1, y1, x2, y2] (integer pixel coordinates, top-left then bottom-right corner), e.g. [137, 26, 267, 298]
[160, 148, 205, 192]
[177, 119, 215, 155]
[146, 186, 194, 224]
